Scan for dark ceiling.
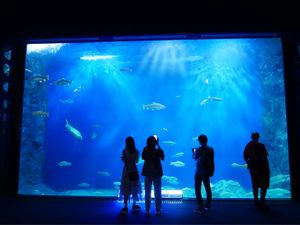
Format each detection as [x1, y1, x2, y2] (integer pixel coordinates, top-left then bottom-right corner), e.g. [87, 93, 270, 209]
[0, 1, 299, 40]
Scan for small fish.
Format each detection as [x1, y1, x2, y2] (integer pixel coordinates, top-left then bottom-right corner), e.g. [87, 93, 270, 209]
[137, 157, 144, 165]
[65, 120, 82, 140]
[32, 111, 49, 117]
[77, 182, 90, 188]
[73, 86, 82, 93]
[200, 96, 223, 106]
[162, 128, 168, 132]
[25, 68, 33, 73]
[58, 161, 72, 167]
[91, 132, 97, 139]
[50, 78, 72, 86]
[170, 161, 185, 167]
[192, 136, 198, 141]
[205, 79, 209, 84]
[142, 102, 166, 110]
[32, 74, 49, 83]
[113, 182, 121, 189]
[162, 140, 176, 145]
[59, 99, 74, 104]
[231, 163, 247, 169]
[200, 98, 209, 106]
[172, 152, 184, 158]
[209, 96, 223, 101]
[162, 175, 179, 185]
[97, 171, 111, 176]
[120, 67, 133, 72]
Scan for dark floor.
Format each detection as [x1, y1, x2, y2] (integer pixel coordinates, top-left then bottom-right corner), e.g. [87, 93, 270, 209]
[0, 197, 299, 224]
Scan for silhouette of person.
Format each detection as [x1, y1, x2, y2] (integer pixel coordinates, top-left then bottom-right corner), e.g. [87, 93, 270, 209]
[243, 132, 270, 208]
[120, 136, 142, 214]
[192, 134, 215, 214]
[141, 135, 165, 215]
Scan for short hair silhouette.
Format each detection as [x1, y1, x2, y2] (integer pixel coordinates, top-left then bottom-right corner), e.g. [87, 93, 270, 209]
[251, 132, 260, 141]
[198, 134, 208, 145]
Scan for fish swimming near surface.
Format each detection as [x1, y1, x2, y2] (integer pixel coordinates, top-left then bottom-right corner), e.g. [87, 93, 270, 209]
[50, 78, 72, 86]
[142, 102, 166, 110]
[58, 161, 72, 167]
[170, 161, 185, 167]
[32, 111, 49, 117]
[65, 120, 83, 140]
[231, 162, 247, 169]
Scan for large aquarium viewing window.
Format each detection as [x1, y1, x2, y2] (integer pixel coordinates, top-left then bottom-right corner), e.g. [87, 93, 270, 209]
[18, 34, 291, 199]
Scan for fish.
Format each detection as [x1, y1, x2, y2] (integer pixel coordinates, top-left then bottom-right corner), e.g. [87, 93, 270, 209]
[170, 161, 185, 167]
[58, 161, 72, 167]
[50, 78, 72, 86]
[59, 99, 74, 104]
[209, 96, 223, 101]
[142, 102, 166, 110]
[200, 96, 223, 106]
[162, 175, 179, 185]
[32, 111, 49, 117]
[137, 157, 144, 165]
[77, 182, 90, 188]
[65, 120, 83, 140]
[97, 171, 111, 176]
[200, 98, 210, 106]
[172, 152, 184, 158]
[91, 132, 97, 139]
[32, 74, 49, 83]
[231, 163, 247, 169]
[192, 136, 198, 141]
[162, 140, 176, 145]
[25, 68, 33, 73]
[113, 181, 121, 189]
[120, 67, 133, 72]
[73, 86, 82, 93]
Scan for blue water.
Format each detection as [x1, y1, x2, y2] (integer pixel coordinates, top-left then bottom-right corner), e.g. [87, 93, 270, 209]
[19, 37, 290, 198]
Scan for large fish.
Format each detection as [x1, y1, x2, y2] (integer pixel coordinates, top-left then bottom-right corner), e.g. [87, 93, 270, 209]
[65, 120, 83, 140]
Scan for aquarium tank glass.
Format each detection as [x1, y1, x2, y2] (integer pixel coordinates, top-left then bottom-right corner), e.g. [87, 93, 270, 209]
[18, 34, 291, 199]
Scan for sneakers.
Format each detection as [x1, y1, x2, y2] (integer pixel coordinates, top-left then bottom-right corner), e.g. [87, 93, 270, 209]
[193, 208, 205, 214]
[132, 205, 141, 211]
[120, 207, 128, 215]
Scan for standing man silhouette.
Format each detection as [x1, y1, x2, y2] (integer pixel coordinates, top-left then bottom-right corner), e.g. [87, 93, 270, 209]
[192, 134, 215, 214]
[243, 132, 270, 208]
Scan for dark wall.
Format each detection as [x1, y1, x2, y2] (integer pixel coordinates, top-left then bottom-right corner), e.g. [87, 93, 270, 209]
[1, 1, 300, 200]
